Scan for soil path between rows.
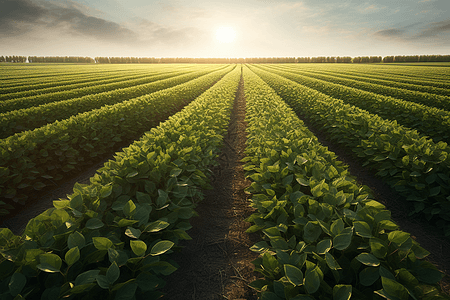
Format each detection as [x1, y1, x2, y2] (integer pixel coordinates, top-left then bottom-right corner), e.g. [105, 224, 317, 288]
[162, 74, 260, 299]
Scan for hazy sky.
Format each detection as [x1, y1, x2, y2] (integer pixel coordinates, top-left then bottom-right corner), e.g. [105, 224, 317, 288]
[1, 0, 449, 58]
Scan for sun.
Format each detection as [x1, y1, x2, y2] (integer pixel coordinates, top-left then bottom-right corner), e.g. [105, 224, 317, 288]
[215, 26, 236, 43]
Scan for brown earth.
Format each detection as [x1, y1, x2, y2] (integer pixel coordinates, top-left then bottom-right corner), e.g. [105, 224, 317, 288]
[162, 74, 260, 299]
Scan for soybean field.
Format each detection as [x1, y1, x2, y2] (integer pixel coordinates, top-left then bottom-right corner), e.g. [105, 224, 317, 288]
[1, 62, 450, 300]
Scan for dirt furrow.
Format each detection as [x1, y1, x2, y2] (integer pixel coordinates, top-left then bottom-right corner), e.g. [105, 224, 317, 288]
[162, 73, 260, 299]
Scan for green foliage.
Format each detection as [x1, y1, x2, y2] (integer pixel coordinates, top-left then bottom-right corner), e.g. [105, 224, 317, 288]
[0, 65, 233, 215]
[0, 66, 241, 298]
[0, 65, 228, 138]
[250, 64, 450, 236]
[242, 66, 445, 300]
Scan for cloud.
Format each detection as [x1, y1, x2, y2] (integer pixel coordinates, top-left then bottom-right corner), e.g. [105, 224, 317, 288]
[0, 0, 137, 42]
[374, 28, 405, 38]
[372, 19, 450, 48]
[0, 0, 47, 34]
[415, 19, 450, 38]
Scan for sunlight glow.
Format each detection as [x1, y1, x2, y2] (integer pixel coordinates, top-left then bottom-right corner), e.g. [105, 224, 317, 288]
[215, 27, 236, 43]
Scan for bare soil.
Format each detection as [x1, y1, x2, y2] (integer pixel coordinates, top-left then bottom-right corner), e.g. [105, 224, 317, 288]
[162, 75, 260, 299]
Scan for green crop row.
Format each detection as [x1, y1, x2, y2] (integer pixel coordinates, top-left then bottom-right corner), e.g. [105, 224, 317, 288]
[274, 65, 450, 97]
[0, 65, 222, 114]
[333, 65, 450, 83]
[0, 69, 164, 101]
[242, 66, 444, 300]
[250, 66, 450, 236]
[0, 66, 241, 300]
[0, 67, 194, 93]
[0, 69, 122, 86]
[252, 65, 450, 145]
[0, 66, 233, 215]
[0, 67, 222, 139]
[261, 65, 450, 112]
[281, 65, 450, 90]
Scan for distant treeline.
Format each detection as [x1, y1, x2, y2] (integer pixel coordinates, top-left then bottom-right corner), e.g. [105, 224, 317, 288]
[1, 55, 449, 64]
[0, 56, 95, 63]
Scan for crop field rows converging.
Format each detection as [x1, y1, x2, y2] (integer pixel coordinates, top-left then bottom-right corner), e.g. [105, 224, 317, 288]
[0, 62, 449, 300]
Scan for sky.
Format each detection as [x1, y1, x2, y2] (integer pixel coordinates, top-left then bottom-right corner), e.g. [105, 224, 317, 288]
[1, 0, 449, 58]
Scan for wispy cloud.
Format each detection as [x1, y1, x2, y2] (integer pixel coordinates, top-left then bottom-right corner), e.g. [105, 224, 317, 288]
[0, 0, 208, 50]
[373, 19, 450, 47]
[0, 0, 47, 34]
[374, 28, 404, 38]
[0, 0, 137, 42]
[415, 19, 450, 38]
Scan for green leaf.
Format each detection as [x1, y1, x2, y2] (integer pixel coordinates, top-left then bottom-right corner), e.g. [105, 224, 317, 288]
[381, 277, 409, 300]
[117, 218, 138, 227]
[330, 219, 344, 236]
[388, 231, 410, 246]
[379, 266, 396, 281]
[106, 262, 120, 284]
[136, 272, 163, 292]
[70, 194, 83, 209]
[9, 272, 26, 297]
[370, 238, 388, 258]
[379, 220, 398, 230]
[37, 253, 62, 273]
[53, 200, 70, 209]
[143, 261, 177, 275]
[360, 267, 380, 286]
[263, 227, 281, 239]
[429, 186, 441, 197]
[68, 231, 86, 249]
[123, 200, 136, 218]
[96, 275, 110, 289]
[86, 218, 104, 230]
[303, 221, 322, 243]
[416, 266, 444, 284]
[136, 191, 151, 204]
[108, 248, 129, 266]
[144, 220, 170, 232]
[282, 174, 294, 186]
[170, 168, 183, 177]
[150, 240, 174, 256]
[114, 282, 138, 300]
[311, 179, 328, 197]
[284, 264, 303, 286]
[304, 266, 321, 294]
[316, 239, 332, 254]
[325, 252, 341, 270]
[396, 268, 419, 286]
[333, 284, 352, 300]
[356, 253, 380, 267]
[65, 246, 80, 266]
[100, 185, 113, 198]
[75, 270, 100, 286]
[125, 227, 141, 239]
[333, 230, 352, 250]
[353, 221, 372, 238]
[92, 237, 113, 250]
[156, 189, 169, 207]
[130, 240, 147, 257]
